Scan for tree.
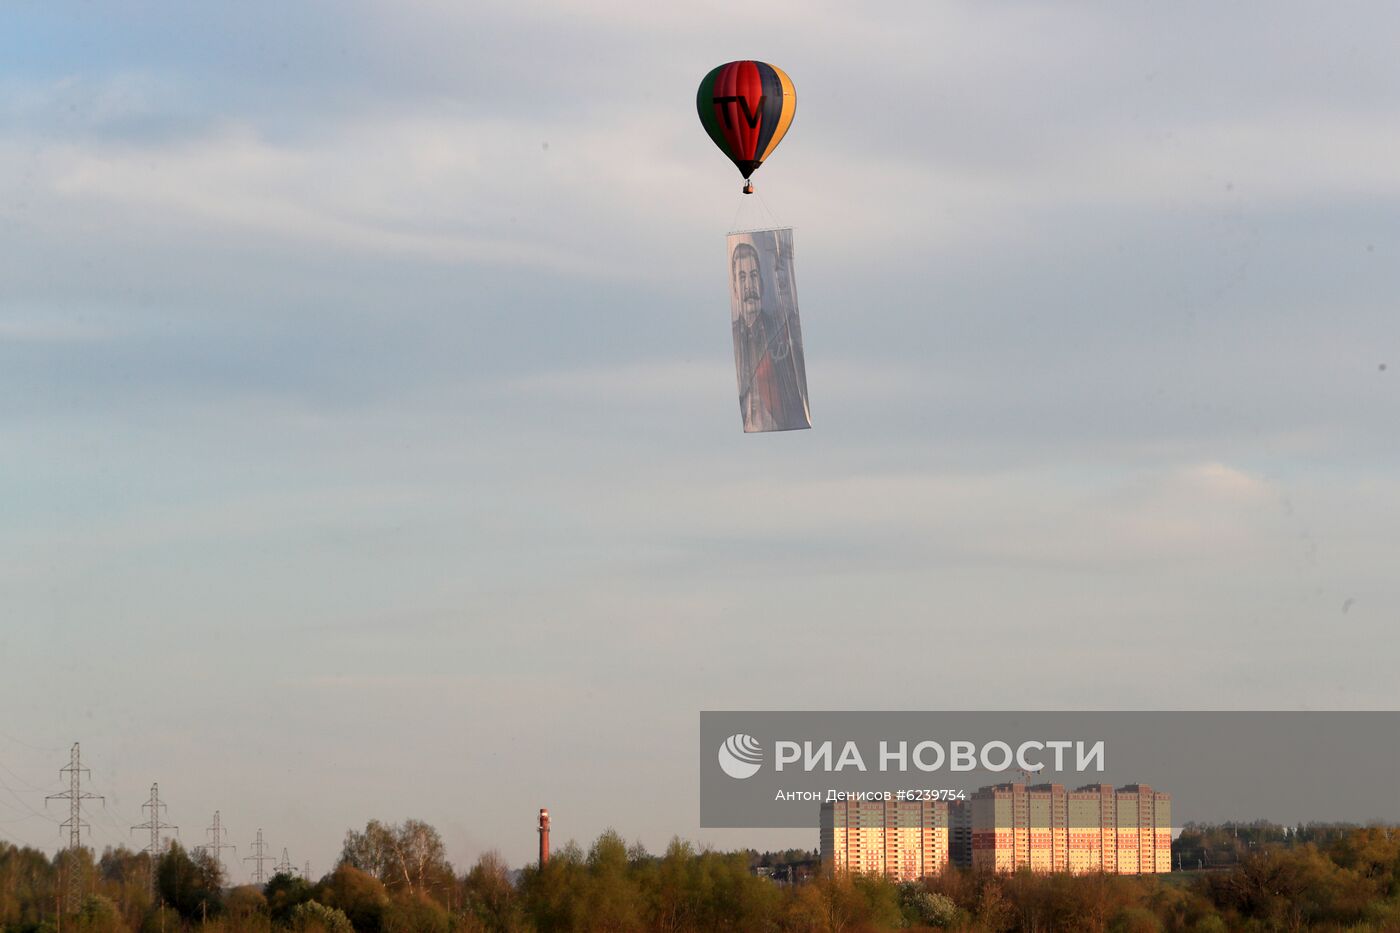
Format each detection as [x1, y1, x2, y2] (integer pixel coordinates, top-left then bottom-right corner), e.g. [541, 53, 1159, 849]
[382, 893, 450, 933]
[73, 894, 127, 933]
[316, 864, 389, 933]
[340, 821, 396, 884]
[973, 879, 1016, 933]
[339, 819, 453, 900]
[96, 847, 152, 930]
[851, 873, 903, 931]
[580, 829, 645, 931]
[224, 885, 270, 932]
[795, 873, 866, 933]
[288, 900, 354, 933]
[390, 819, 451, 897]
[155, 842, 222, 921]
[1109, 905, 1163, 933]
[518, 839, 588, 932]
[462, 851, 521, 933]
[0, 843, 59, 931]
[264, 870, 315, 924]
[138, 905, 180, 933]
[901, 886, 959, 928]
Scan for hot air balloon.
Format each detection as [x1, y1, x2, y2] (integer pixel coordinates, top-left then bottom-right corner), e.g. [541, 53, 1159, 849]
[696, 61, 796, 194]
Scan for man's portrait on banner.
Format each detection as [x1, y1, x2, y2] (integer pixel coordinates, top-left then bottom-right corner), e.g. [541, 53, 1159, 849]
[727, 227, 811, 433]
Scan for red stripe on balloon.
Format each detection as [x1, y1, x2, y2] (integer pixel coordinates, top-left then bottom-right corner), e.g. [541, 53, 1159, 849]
[715, 62, 743, 162]
[735, 60, 762, 160]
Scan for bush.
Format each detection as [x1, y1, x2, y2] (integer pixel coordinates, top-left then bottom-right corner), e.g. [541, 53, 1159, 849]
[288, 900, 354, 933]
[904, 889, 959, 927]
[1111, 905, 1164, 933]
[382, 894, 451, 933]
[73, 895, 127, 933]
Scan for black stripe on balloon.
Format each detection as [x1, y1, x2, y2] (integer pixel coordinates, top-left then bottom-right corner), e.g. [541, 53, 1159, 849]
[751, 62, 784, 167]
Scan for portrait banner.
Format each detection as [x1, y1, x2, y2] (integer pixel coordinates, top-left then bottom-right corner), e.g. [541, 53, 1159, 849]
[727, 227, 811, 433]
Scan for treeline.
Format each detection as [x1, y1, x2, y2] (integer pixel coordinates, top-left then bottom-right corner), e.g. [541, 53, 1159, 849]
[1, 821, 1398, 932]
[1173, 821, 1372, 871]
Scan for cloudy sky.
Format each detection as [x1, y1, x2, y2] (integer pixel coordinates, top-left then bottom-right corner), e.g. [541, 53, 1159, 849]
[2, 1, 1398, 874]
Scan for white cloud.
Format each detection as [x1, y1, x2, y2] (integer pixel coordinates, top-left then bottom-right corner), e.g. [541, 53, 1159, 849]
[36, 125, 597, 273]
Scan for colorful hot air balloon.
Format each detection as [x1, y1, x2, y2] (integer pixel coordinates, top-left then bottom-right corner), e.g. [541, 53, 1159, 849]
[696, 61, 796, 193]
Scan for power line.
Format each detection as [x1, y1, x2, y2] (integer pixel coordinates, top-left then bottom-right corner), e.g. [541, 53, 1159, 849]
[84, 776, 147, 851]
[0, 730, 62, 754]
[131, 783, 178, 897]
[84, 776, 140, 827]
[85, 800, 136, 852]
[0, 755, 65, 793]
[45, 743, 103, 912]
[58, 774, 128, 854]
[201, 811, 235, 877]
[244, 829, 274, 886]
[0, 768, 62, 824]
[0, 805, 55, 851]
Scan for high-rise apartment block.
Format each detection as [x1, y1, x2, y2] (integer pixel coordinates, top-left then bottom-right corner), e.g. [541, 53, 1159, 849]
[822, 783, 1171, 879]
[970, 783, 1170, 875]
[819, 797, 950, 882]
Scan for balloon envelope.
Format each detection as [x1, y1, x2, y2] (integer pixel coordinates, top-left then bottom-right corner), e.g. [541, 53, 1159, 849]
[697, 61, 796, 180]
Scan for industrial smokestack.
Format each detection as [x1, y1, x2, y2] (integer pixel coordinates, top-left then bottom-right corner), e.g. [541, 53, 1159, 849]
[538, 808, 550, 867]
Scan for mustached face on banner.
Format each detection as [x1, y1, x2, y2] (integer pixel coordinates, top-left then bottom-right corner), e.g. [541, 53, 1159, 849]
[731, 242, 763, 328]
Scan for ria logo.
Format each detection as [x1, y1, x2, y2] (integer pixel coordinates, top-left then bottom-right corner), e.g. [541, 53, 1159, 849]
[718, 734, 763, 779]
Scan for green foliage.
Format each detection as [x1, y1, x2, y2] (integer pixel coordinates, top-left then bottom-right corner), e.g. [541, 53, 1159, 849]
[224, 884, 271, 932]
[1110, 905, 1164, 933]
[852, 872, 904, 929]
[0, 843, 58, 932]
[460, 851, 522, 933]
[1173, 819, 1366, 870]
[744, 847, 818, 869]
[381, 893, 450, 933]
[72, 895, 126, 933]
[155, 841, 222, 921]
[137, 905, 179, 933]
[287, 900, 354, 933]
[5, 823, 1400, 932]
[315, 865, 389, 933]
[338, 819, 453, 900]
[1200, 842, 1389, 929]
[265, 871, 315, 924]
[900, 885, 959, 927]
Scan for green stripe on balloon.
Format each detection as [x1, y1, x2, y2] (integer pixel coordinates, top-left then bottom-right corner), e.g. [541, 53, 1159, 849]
[696, 66, 728, 156]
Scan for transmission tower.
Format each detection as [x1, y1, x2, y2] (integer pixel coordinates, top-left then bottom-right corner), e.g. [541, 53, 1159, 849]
[244, 829, 274, 885]
[202, 811, 236, 874]
[274, 848, 294, 876]
[45, 742, 103, 912]
[131, 783, 178, 896]
[303, 860, 311, 881]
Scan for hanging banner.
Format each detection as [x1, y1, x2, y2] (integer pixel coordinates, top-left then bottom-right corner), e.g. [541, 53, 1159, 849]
[727, 227, 811, 433]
